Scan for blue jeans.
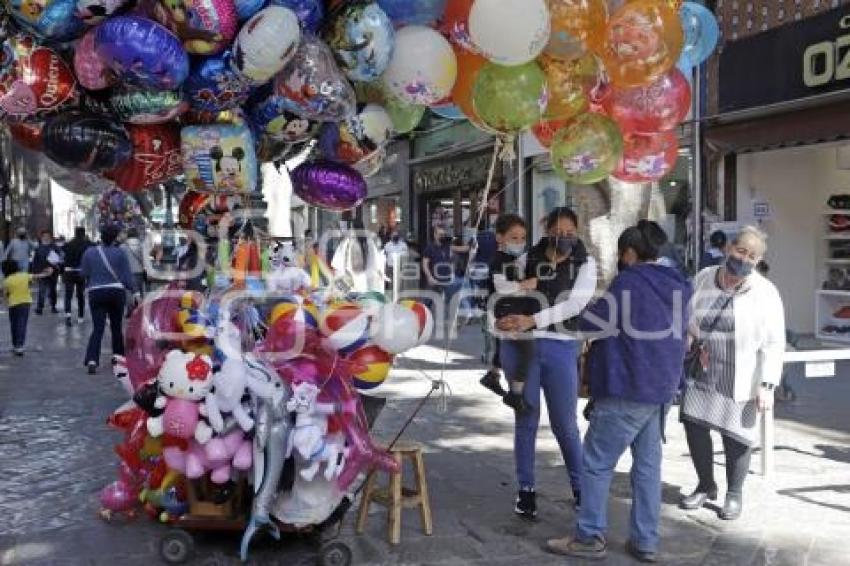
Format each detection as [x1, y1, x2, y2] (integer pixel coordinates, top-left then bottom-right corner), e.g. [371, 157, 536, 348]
[577, 398, 664, 552]
[9, 304, 30, 348]
[85, 288, 126, 366]
[501, 338, 582, 491]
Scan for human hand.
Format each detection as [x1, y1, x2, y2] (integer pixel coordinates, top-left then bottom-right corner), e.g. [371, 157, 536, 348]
[496, 315, 517, 331]
[512, 315, 536, 332]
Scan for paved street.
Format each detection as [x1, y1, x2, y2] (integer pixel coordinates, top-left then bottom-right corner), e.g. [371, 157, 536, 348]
[1, 312, 849, 565]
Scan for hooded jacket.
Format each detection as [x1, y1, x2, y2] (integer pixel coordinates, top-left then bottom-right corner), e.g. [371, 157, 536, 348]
[579, 262, 692, 405]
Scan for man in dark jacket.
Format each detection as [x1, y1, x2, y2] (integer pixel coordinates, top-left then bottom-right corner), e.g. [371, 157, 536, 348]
[62, 227, 92, 325]
[547, 220, 692, 563]
[32, 230, 60, 314]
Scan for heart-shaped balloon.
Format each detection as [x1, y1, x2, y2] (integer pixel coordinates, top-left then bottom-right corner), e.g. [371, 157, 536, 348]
[0, 35, 77, 120]
[106, 123, 183, 192]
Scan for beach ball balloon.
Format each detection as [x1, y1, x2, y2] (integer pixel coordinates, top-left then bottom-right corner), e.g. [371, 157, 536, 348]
[677, 1, 719, 70]
[231, 6, 301, 85]
[269, 296, 319, 328]
[601, 67, 690, 133]
[320, 302, 370, 354]
[348, 344, 393, 389]
[469, 0, 550, 66]
[325, 1, 395, 82]
[382, 25, 457, 106]
[400, 299, 434, 345]
[371, 302, 420, 354]
[546, 0, 608, 61]
[612, 130, 678, 183]
[550, 112, 623, 184]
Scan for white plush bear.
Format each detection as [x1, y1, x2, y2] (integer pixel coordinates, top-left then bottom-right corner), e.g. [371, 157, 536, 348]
[146, 350, 215, 444]
[267, 241, 311, 295]
[286, 382, 348, 482]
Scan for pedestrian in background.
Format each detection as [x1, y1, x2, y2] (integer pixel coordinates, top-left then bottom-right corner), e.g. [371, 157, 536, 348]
[3, 227, 33, 272]
[700, 230, 727, 269]
[63, 227, 92, 326]
[2, 259, 54, 355]
[121, 228, 147, 297]
[32, 230, 60, 315]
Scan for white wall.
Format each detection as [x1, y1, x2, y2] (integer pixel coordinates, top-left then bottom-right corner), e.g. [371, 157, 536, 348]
[736, 143, 850, 333]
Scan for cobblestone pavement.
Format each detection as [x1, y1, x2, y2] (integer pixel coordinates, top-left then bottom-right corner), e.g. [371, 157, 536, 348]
[1, 312, 849, 565]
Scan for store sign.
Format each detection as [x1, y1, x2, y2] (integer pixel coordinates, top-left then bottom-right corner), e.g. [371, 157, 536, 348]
[719, 7, 850, 112]
[413, 153, 493, 194]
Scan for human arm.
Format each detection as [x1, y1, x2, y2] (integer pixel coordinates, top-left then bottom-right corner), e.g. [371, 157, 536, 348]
[532, 257, 598, 330]
[113, 249, 137, 292]
[756, 286, 786, 411]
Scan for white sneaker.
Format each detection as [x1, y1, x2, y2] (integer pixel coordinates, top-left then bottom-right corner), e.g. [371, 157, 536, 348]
[77, 317, 85, 324]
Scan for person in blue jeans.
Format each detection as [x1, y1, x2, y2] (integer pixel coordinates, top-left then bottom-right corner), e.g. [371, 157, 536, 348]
[546, 221, 691, 563]
[497, 207, 598, 519]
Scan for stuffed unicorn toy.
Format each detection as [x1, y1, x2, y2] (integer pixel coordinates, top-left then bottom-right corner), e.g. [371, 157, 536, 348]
[286, 381, 349, 482]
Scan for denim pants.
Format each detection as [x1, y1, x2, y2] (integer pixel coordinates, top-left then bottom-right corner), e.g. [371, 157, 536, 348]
[9, 304, 30, 348]
[85, 288, 126, 366]
[501, 338, 582, 491]
[63, 271, 86, 318]
[36, 276, 57, 311]
[577, 398, 664, 552]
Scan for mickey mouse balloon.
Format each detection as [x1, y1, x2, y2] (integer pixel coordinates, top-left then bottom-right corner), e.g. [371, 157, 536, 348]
[181, 122, 258, 194]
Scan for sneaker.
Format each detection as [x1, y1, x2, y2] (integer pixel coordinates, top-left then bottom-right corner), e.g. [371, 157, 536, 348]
[65, 316, 72, 327]
[87, 362, 97, 374]
[50, 308, 59, 314]
[13, 347, 24, 357]
[546, 535, 607, 559]
[480, 370, 507, 397]
[34, 310, 43, 315]
[77, 317, 85, 324]
[514, 489, 537, 520]
[503, 391, 529, 413]
[625, 540, 657, 563]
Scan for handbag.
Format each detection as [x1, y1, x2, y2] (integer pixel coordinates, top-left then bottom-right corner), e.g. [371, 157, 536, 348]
[683, 291, 735, 382]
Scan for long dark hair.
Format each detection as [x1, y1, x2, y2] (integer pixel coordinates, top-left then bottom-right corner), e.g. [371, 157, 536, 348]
[544, 206, 579, 232]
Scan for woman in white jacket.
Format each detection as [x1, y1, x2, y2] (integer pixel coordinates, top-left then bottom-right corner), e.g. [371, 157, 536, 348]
[680, 226, 785, 520]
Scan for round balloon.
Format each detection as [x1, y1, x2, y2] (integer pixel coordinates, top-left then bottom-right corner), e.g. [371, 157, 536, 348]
[378, 0, 446, 25]
[269, 296, 319, 327]
[324, 1, 394, 82]
[532, 117, 569, 148]
[8, 120, 44, 150]
[438, 0, 475, 51]
[106, 123, 183, 192]
[370, 302, 419, 354]
[472, 61, 547, 133]
[95, 16, 190, 90]
[450, 46, 487, 121]
[151, 0, 239, 55]
[75, 30, 116, 94]
[233, 0, 265, 21]
[247, 84, 319, 144]
[269, 0, 324, 32]
[550, 112, 623, 184]
[348, 344, 393, 389]
[181, 123, 258, 194]
[546, 0, 608, 61]
[382, 25, 457, 106]
[320, 103, 393, 164]
[109, 89, 188, 124]
[291, 160, 367, 211]
[601, 67, 690, 133]
[185, 52, 253, 113]
[320, 302, 369, 354]
[601, 0, 683, 87]
[7, 0, 84, 42]
[273, 35, 356, 121]
[43, 111, 132, 172]
[399, 299, 434, 345]
[0, 35, 77, 120]
[469, 0, 550, 66]
[384, 95, 424, 134]
[76, 0, 128, 25]
[539, 52, 599, 120]
[231, 6, 300, 85]
[612, 130, 678, 182]
[678, 1, 719, 69]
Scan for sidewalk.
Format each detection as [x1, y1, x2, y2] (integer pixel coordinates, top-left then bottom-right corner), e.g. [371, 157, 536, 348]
[1, 313, 849, 565]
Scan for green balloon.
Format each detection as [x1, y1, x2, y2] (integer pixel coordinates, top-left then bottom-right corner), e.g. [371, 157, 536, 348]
[551, 113, 624, 185]
[472, 62, 547, 134]
[385, 96, 425, 134]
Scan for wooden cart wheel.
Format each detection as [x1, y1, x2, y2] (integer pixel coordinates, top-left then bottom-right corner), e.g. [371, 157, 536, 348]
[318, 541, 352, 566]
[160, 529, 195, 564]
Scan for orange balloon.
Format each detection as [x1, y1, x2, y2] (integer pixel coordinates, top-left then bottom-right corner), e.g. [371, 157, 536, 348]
[539, 53, 600, 120]
[601, 0, 684, 88]
[451, 46, 488, 122]
[532, 118, 570, 148]
[546, 0, 609, 60]
[440, 0, 476, 51]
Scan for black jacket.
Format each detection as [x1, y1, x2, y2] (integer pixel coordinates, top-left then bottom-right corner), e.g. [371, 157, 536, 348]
[63, 236, 92, 270]
[524, 237, 588, 332]
[31, 243, 59, 273]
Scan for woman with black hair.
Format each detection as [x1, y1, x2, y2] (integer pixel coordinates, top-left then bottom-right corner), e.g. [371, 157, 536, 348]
[496, 206, 598, 519]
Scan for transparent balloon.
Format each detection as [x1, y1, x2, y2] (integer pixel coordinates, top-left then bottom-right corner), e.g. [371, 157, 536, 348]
[324, 1, 395, 82]
[550, 112, 623, 184]
[601, 67, 690, 133]
[612, 130, 678, 183]
[545, 0, 608, 61]
[539, 52, 600, 121]
[472, 61, 548, 134]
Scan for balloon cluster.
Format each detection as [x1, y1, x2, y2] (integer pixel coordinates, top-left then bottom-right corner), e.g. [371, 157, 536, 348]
[96, 187, 144, 230]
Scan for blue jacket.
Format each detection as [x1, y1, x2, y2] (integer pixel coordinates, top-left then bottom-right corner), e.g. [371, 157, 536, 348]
[579, 263, 692, 405]
[80, 244, 136, 291]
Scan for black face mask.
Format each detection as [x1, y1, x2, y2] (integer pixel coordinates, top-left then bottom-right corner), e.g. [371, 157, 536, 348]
[392, 235, 400, 243]
[617, 260, 628, 273]
[441, 236, 453, 245]
[553, 235, 578, 256]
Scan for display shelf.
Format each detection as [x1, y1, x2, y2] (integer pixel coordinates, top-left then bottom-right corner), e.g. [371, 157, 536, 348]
[815, 331, 850, 344]
[824, 258, 850, 264]
[817, 289, 850, 297]
[823, 233, 850, 240]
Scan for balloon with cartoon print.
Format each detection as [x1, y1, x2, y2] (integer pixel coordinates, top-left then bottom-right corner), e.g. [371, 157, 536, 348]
[233, 0, 264, 21]
[247, 83, 318, 145]
[612, 129, 678, 183]
[43, 111, 132, 172]
[106, 123, 183, 192]
[319, 103, 393, 165]
[381, 26, 457, 106]
[185, 51, 253, 113]
[324, 1, 394, 82]
[75, 0, 128, 25]
[269, 0, 323, 32]
[378, 0, 446, 25]
[109, 88, 188, 124]
[74, 28, 115, 91]
[151, 0, 239, 55]
[7, 0, 85, 42]
[181, 122, 258, 194]
[231, 6, 300, 85]
[94, 16, 190, 90]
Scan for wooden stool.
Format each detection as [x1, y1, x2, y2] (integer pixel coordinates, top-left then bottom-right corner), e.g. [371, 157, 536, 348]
[355, 441, 433, 545]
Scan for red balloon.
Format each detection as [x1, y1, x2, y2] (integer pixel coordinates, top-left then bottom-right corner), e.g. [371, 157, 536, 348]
[613, 130, 679, 183]
[106, 123, 182, 192]
[601, 68, 690, 134]
[8, 121, 44, 151]
[439, 0, 476, 51]
[178, 191, 209, 229]
[532, 118, 570, 148]
[0, 36, 78, 120]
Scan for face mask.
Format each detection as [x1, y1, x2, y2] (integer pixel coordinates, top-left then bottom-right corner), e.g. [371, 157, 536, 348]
[554, 235, 577, 256]
[505, 243, 526, 257]
[391, 235, 400, 243]
[441, 236, 453, 245]
[617, 260, 628, 273]
[726, 255, 754, 277]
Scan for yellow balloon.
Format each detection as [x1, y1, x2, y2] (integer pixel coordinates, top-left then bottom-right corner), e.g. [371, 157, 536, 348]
[539, 53, 600, 120]
[546, 0, 609, 61]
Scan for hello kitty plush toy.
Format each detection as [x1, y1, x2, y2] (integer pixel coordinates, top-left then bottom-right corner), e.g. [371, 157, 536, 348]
[147, 350, 215, 444]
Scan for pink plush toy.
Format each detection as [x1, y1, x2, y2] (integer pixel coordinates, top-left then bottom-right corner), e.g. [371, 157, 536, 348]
[163, 429, 252, 484]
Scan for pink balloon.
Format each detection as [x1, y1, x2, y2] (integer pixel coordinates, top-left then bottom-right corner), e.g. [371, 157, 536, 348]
[100, 480, 137, 512]
[125, 285, 182, 392]
[74, 29, 115, 91]
[613, 130, 680, 183]
[601, 68, 691, 134]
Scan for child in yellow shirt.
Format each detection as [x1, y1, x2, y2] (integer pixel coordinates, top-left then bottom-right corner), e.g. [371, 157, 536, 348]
[2, 259, 52, 356]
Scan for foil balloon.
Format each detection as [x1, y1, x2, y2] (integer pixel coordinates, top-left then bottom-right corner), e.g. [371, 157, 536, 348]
[269, 0, 324, 32]
[469, 0, 550, 66]
[233, 0, 265, 21]
[8, 120, 44, 150]
[76, 0, 128, 24]
[43, 111, 132, 172]
[612, 130, 678, 182]
[273, 35, 356, 121]
[291, 160, 367, 211]
[320, 103, 393, 164]
[324, 1, 394, 82]
[43, 157, 118, 195]
[472, 61, 547, 133]
[601, 67, 690, 133]
[0, 35, 77, 120]
[382, 25, 457, 106]
[678, 1, 719, 70]
[184, 51, 253, 112]
[539, 52, 599, 120]
[352, 145, 385, 178]
[247, 84, 319, 144]
[107, 123, 183, 192]
[109, 89, 188, 124]
[601, 0, 684, 88]
[231, 6, 301, 85]
[95, 16, 190, 90]
[451, 46, 487, 121]
[531, 117, 569, 148]
[550, 112, 623, 184]
[181, 122, 258, 194]
[546, 0, 608, 61]
[178, 190, 209, 229]
[7, 0, 85, 42]
[124, 288, 182, 391]
[99, 480, 137, 513]
[74, 28, 115, 91]
[378, 0, 446, 25]
[151, 0, 239, 55]
[439, 0, 475, 52]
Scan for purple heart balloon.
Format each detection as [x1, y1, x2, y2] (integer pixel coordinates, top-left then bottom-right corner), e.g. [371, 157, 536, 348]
[291, 160, 367, 211]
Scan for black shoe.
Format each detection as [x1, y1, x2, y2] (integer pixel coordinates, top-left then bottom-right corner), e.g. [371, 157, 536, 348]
[50, 308, 59, 314]
[503, 391, 529, 413]
[65, 316, 72, 327]
[719, 493, 742, 520]
[514, 489, 537, 520]
[626, 540, 658, 563]
[680, 486, 718, 510]
[573, 489, 581, 511]
[87, 362, 97, 375]
[13, 348, 24, 357]
[480, 370, 506, 397]
[35, 310, 43, 315]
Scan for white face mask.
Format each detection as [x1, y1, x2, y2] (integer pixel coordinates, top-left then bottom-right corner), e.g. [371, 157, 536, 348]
[505, 243, 526, 257]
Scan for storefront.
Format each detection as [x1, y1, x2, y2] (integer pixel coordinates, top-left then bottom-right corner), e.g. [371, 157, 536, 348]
[705, 3, 850, 337]
[358, 140, 410, 237]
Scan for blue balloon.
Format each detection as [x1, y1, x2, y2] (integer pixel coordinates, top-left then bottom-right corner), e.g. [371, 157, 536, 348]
[247, 84, 318, 144]
[7, 0, 84, 42]
[233, 0, 267, 22]
[95, 17, 190, 90]
[269, 0, 324, 33]
[325, 2, 394, 82]
[678, 2, 719, 70]
[185, 52, 254, 112]
[431, 104, 466, 121]
[377, 0, 446, 25]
